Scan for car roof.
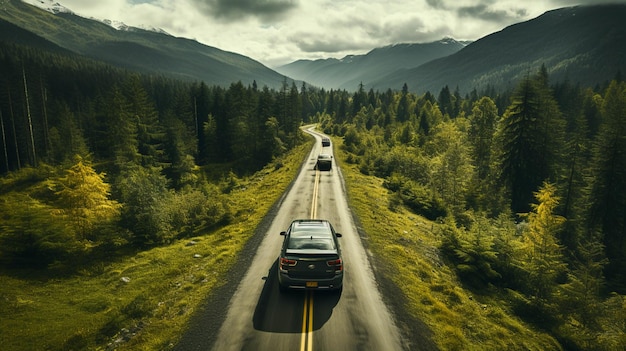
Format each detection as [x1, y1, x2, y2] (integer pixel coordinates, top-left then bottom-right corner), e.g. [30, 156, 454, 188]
[290, 220, 332, 236]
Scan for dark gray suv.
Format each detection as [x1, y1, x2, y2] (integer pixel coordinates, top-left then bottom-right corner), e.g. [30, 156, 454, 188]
[315, 154, 332, 171]
[278, 219, 343, 292]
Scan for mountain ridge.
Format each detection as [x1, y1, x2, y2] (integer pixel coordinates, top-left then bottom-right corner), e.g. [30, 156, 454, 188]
[370, 4, 626, 94]
[276, 38, 467, 90]
[2, 0, 290, 89]
[4, 1, 625, 95]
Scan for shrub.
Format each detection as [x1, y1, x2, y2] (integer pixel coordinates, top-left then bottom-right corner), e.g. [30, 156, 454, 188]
[383, 174, 447, 220]
[0, 194, 82, 268]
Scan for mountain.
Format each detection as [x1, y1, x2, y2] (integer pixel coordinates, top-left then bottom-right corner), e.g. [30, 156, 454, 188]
[371, 4, 626, 94]
[276, 38, 466, 90]
[0, 0, 289, 89]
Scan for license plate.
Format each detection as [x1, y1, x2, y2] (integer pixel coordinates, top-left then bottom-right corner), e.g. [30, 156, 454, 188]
[306, 281, 318, 288]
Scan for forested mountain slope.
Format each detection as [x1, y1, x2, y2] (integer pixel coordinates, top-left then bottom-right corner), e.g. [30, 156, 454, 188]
[276, 38, 466, 90]
[372, 4, 626, 94]
[0, 0, 289, 89]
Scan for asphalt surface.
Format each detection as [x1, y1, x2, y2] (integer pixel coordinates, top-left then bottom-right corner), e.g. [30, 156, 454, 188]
[174, 128, 436, 351]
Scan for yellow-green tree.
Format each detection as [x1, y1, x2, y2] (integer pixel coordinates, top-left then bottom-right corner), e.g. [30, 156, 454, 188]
[55, 157, 120, 240]
[520, 181, 567, 301]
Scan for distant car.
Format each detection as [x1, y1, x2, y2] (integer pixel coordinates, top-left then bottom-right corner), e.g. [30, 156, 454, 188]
[315, 154, 332, 171]
[278, 219, 343, 292]
[321, 137, 331, 147]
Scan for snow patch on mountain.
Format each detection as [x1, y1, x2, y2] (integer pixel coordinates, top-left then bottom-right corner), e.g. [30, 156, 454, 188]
[21, 0, 170, 35]
[22, 0, 72, 14]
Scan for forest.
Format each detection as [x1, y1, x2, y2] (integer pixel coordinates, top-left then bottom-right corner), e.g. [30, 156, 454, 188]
[1, 38, 625, 350]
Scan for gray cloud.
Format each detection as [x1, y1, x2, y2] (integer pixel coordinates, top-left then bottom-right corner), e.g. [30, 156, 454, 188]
[59, 0, 626, 67]
[425, 0, 447, 10]
[383, 17, 450, 43]
[290, 32, 370, 53]
[457, 4, 527, 22]
[191, 0, 298, 22]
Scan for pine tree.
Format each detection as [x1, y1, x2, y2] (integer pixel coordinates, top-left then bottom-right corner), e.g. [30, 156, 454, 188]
[561, 229, 607, 329]
[519, 182, 567, 301]
[494, 70, 565, 214]
[55, 156, 120, 240]
[586, 80, 626, 286]
[396, 83, 410, 122]
[438, 85, 453, 117]
[469, 97, 498, 180]
[96, 87, 139, 167]
[468, 97, 502, 213]
[48, 102, 89, 164]
[124, 76, 164, 168]
[450, 214, 502, 287]
[427, 121, 474, 215]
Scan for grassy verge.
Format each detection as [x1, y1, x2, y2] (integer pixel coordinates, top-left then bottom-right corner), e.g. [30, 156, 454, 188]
[333, 137, 562, 351]
[0, 139, 313, 351]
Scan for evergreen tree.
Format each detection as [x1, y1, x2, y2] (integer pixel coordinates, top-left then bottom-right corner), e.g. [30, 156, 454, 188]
[351, 82, 367, 117]
[96, 87, 139, 168]
[494, 70, 565, 214]
[397, 83, 410, 122]
[586, 80, 626, 287]
[438, 85, 453, 117]
[255, 87, 278, 164]
[124, 76, 164, 168]
[468, 97, 501, 213]
[427, 121, 474, 215]
[163, 118, 198, 189]
[48, 102, 89, 164]
[225, 82, 252, 164]
[442, 214, 502, 288]
[0, 193, 78, 267]
[194, 82, 212, 164]
[561, 229, 607, 331]
[519, 182, 567, 301]
[54, 156, 120, 240]
[468, 97, 498, 180]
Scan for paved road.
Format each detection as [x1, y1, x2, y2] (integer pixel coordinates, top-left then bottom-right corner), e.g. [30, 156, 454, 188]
[175, 127, 407, 351]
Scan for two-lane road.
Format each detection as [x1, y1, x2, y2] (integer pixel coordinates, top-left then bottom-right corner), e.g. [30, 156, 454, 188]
[175, 127, 406, 351]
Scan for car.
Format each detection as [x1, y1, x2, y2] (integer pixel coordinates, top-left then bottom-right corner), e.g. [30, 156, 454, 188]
[315, 153, 333, 171]
[278, 219, 343, 292]
[321, 137, 331, 147]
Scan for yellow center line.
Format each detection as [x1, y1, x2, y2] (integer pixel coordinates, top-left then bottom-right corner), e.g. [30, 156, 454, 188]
[308, 292, 314, 351]
[310, 170, 320, 219]
[300, 291, 315, 351]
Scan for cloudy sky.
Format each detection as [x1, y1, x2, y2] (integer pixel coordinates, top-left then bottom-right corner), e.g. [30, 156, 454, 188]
[55, 0, 625, 68]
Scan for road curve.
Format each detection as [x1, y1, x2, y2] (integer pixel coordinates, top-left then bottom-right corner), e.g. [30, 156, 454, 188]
[175, 127, 407, 351]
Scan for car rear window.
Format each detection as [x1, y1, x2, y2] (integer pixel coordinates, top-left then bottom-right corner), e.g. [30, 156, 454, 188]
[287, 237, 335, 250]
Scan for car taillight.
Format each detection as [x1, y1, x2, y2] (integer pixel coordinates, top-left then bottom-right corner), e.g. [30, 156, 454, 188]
[280, 257, 297, 269]
[327, 258, 343, 272]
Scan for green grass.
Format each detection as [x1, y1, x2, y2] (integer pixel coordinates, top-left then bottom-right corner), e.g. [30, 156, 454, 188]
[332, 137, 563, 351]
[0, 139, 313, 351]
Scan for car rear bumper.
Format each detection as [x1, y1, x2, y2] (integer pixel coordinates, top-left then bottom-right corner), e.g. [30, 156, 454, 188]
[316, 161, 332, 171]
[278, 271, 343, 290]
